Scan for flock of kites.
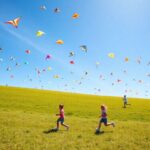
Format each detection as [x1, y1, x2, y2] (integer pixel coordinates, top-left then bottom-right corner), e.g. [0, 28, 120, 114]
[0, 5, 150, 97]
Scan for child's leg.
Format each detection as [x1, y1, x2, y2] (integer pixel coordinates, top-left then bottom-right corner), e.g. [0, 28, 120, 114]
[56, 118, 60, 129]
[97, 122, 102, 130]
[124, 102, 126, 108]
[105, 122, 113, 126]
[104, 122, 115, 127]
[104, 118, 115, 127]
[57, 121, 59, 129]
[61, 123, 69, 128]
[60, 118, 69, 130]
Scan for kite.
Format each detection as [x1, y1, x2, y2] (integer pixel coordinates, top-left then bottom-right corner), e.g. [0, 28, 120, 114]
[42, 69, 46, 72]
[72, 13, 79, 19]
[37, 70, 41, 75]
[0, 48, 3, 51]
[69, 51, 75, 57]
[96, 62, 100, 67]
[54, 8, 60, 13]
[138, 80, 143, 83]
[47, 67, 52, 71]
[24, 61, 29, 65]
[123, 70, 127, 74]
[80, 45, 87, 52]
[25, 50, 31, 54]
[117, 79, 122, 83]
[40, 5, 46, 10]
[137, 57, 141, 64]
[15, 62, 20, 66]
[6, 67, 11, 71]
[125, 57, 129, 62]
[53, 75, 59, 78]
[110, 72, 113, 76]
[36, 30, 45, 37]
[5, 17, 21, 28]
[56, 40, 64, 44]
[147, 73, 150, 77]
[10, 56, 15, 61]
[85, 72, 88, 75]
[70, 60, 74, 64]
[45, 54, 51, 60]
[108, 53, 115, 58]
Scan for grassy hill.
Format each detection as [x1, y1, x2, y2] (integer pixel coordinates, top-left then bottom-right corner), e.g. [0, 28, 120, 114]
[0, 86, 150, 150]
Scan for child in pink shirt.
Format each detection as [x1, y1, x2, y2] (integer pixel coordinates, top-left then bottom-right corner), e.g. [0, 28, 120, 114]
[56, 104, 69, 131]
[96, 104, 115, 133]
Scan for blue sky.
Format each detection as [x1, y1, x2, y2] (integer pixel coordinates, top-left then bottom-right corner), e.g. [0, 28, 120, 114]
[0, 0, 150, 98]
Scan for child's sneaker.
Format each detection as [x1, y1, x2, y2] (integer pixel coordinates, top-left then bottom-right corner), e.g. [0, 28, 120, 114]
[95, 128, 100, 134]
[112, 122, 115, 127]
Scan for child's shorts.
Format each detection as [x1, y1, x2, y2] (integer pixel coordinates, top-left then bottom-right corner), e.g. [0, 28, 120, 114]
[57, 118, 64, 123]
[100, 118, 107, 125]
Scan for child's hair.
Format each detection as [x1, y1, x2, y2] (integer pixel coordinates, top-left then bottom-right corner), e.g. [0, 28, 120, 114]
[101, 104, 107, 110]
[59, 104, 64, 109]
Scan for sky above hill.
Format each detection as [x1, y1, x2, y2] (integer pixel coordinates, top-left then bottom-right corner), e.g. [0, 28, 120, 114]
[0, 0, 150, 98]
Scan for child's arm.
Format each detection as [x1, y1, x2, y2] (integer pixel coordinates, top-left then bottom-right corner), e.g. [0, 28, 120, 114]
[56, 114, 60, 116]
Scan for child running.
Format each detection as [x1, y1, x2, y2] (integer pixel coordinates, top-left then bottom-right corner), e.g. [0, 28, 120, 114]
[123, 95, 130, 108]
[96, 104, 115, 133]
[55, 104, 69, 131]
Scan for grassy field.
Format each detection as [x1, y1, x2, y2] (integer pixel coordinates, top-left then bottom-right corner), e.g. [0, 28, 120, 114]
[0, 86, 150, 150]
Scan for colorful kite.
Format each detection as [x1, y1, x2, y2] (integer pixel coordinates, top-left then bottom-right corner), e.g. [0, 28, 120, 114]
[117, 79, 122, 83]
[36, 30, 45, 37]
[80, 45, 87, 52]
[147, 73, 150, 77]
[108, 53, 115, 58]
[40, 5, 46, 10]
[10, 56, 15, 61]
[125, 57, 129, 62]
[53, 75, 59, 78]
[47, 67, 52, 71]
[24, 61, 29, 65]
[69, 51, 75, 57]
[5, 17, 21, 28]
[54, 8, 60, 13]
[85, 72, 88, 75]
[15, 63, 19, 66]
[45, 54, 51, 60]
[25, 50, 31, 54]
[6, 67, 11, 71]
[56, 40, 64, 44]
[96, 62, 100, 67]
[72, 13, 79, 19]
[70, 60, 75, 64]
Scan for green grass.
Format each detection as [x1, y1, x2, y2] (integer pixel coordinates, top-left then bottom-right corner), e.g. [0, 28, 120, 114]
[0, 86, 150, 150]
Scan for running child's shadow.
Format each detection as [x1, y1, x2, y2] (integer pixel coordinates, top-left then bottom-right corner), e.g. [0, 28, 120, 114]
[95, 131, 113, 135]
[43, 128, 58, 134]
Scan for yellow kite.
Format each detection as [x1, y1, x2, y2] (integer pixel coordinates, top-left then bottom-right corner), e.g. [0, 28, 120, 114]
[108, 53, 115, 58]
[36, 30, 45, 37]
